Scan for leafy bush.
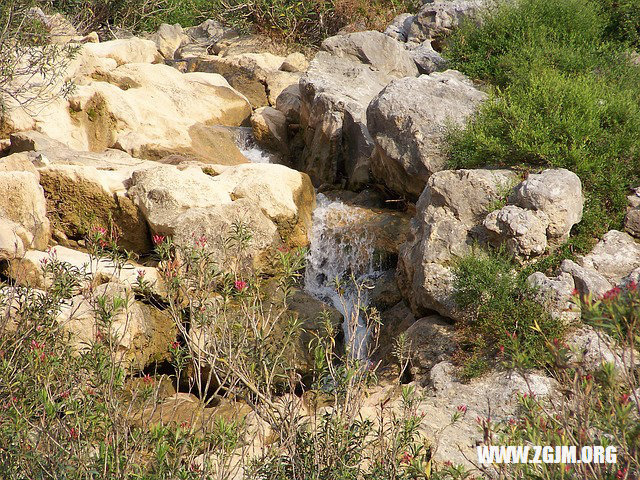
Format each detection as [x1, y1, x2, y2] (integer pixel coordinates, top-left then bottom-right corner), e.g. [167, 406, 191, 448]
[50, 0, 419, 45]
[444, 0, 640, 252]
[479, 285, 640, 479]
[452, 248, 565, 379]
[595, 0, 640, 47]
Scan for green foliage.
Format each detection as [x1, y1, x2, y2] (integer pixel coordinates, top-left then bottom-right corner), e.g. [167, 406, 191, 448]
[594, 0, 640, 47]
[50, 0, 419, 45]
[452, 248, 565, 379]
[444, 0, 640, 257]
[485, 288, 640, 479]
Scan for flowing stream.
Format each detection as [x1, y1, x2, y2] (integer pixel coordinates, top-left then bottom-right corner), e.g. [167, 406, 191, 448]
[304, 194, 384, 359]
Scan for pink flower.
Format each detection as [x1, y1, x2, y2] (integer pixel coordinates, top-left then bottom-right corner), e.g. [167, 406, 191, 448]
[194, 235, 207, 248]
[620, 393, 631, 405]
[571, 288, 579, 296]
[277, 245, 290, 253]
[152, 234, 165, 246]
[617, 468, 628, 480]
[92, 226, 107, 236]
[142, 374, 154, 385]
[498, 345, 505, 355]
[234, 280, 247, 291]
[629, 281, 638, 291]
[170, 341, 180, 350]
[60, 390, 70, 399]
[69, 427, 79, 440]
[457, 404, 467, 413]
[137, 269, 146, 278]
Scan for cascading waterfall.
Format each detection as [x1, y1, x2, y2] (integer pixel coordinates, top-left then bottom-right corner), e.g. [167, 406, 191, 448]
[236, 130, 275, 164]
[304, 194, 383, 359]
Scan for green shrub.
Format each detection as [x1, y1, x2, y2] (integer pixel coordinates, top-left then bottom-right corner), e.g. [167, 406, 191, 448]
[444, 0, 640, 255]
[452, 248, 565, 379]
[595, 0, 640, 47]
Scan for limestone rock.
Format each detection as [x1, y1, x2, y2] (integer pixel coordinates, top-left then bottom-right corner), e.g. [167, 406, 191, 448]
[0, 219, 30, 260]
[483, 205, 549, 258]
[27, 61, 251, 160]
[405, 315, 456, 382]
[409, 41, 448, 74]
[397, 169, 516, 317]
[275, 84, 302, 123]
[321, 31, 418, 77]
[560, 259, 613, 299]
[0, 172, 50, 250]
[281, 52, 309, 73]
[58, 282, 175, 370]
[384, 13, 415, 42]
[251, 107, 288, 155]
[128, 163, 315, 268]
[38, 165, 152, 254]
[526, 271, 580, 324]
[7, 247, 164, 295]
[368, 71, 487, 200]
[299, 52, 394, 186]
[578, 230, 640, 285]
[407, 0, 487, 45]
[509, 169, 583, 242]
[84, 37, 162, 65]
[150, 23, 189, 60]
[566, 326, 634, 373]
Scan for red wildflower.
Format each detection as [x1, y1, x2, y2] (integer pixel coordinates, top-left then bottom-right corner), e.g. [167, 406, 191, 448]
[571, 288, 579, 296]
[60, 390, 70, 399]
[277, 245, 290, 253]
[617, 468, 628, 480]
[152, 234, 165, 245]
[137, 269, 146, 278]
[170, 341, 180, 350]
[498, 345, 505, 355]
[620, 393, 631, 405]
[602, 286, 622, 300]
[92, 226, 107, 236]
[234, 280, 247, 291]
[629, 281, 638, 291]
[30, 340, 44, 351]
[69, 427, 79, 440]
[400, 452, 413, 464]
[142, 374, 154, 385]
[457, 404, 467, 413]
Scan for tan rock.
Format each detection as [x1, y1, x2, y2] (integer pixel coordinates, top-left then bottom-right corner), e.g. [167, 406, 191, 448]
[251, 107, 288, 154]
[0, 171, 50, 250]
[83, 37, 162, 65]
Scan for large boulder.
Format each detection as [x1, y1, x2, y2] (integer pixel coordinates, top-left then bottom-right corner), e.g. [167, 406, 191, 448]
[128, 164, 315, 270]
[509, 168, 584, 243]
[149, 23, 189, 60]
[0, 171, 50, 250]
[320, 31, 418, 78]
[407, 0, 487, 46]
[560, 259, 613, 299]
[397, 169, 518, 317]
[299, 31, 417, 188]
[83, 37, 162, 65]
[9, 131, 159, 253]
[18, 52, 252, 161]
[58, 281, 175, 370]
[577, 230, 640, 286]
[367, 71, 487, 200]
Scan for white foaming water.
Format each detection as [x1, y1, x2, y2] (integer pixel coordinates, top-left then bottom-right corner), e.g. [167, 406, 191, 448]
[304, 194, 383, 359]
[237, 131, 275, 164]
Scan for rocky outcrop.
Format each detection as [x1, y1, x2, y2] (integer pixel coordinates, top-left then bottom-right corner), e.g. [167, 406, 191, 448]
[149, 23, 189, 60]
[250, 107, 288, 156]
[299, 31, 418, 188]
[84, 37, 162, 65]
[560, 259, 612, 299]
[398, 169, 517, 317]
[6, 45, 252, 163]
[368, 71, 487, 200]
[483, 205, 549, 258]
[398, 168, 584, 318]
[578, 230, 640, 286]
